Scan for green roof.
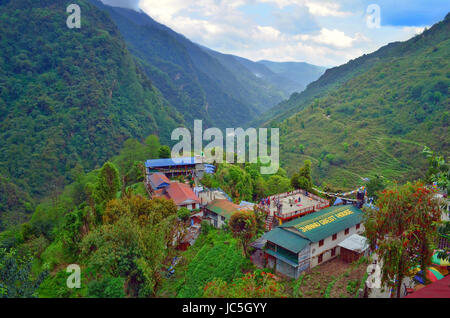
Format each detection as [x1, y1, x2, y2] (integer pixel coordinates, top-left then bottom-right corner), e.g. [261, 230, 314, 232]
[261, 227, 309, 253]
[205, 199, 241, 220]
[280, 205, 364, 242]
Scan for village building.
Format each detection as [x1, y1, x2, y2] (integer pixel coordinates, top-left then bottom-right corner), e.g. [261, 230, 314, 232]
[147, 172, 171, 191]
[257, 205, 365, 279]
[203, 199, 252, 228]
[338, 234, 369, 263]
[197, 188, 232, 206]
[258, 189, 329, 230]
[145, 155, 210, 179]
[155, 181, 201, 210]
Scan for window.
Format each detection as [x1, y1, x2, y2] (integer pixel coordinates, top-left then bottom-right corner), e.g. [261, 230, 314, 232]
[319, 239, 324, 247]
[345, 228, 349, 235]
[318, 253, 323, 264]
[331, 247, 336, 257]
[356, 223, 360, 230]
[332, 233, 337, 240]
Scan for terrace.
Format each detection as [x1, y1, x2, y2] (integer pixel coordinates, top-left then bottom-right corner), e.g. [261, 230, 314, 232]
[259, 189, 329, 222]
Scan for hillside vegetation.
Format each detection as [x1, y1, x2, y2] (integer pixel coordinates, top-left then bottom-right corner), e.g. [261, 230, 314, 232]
[0, 0, 183, 208]
[274, 14, 450, 188]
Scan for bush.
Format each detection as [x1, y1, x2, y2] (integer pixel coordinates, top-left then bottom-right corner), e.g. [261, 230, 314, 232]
[177, 207, 190, 221]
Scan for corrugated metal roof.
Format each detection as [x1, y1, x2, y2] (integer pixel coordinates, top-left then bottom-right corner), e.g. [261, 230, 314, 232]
[145, 157, 198, 168]
[148, 173, 170, 190]
[165, 182, 200, 206]
[261, 227, 309, 253]
[338, 234, 368, 253]
[205, 199, 240, 219]
[280, 205, 364, 242]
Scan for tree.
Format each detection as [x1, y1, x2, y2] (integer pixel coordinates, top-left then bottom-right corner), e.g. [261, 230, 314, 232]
[145, 135, 161, 158]
[267, 175, 291, 196]
[423, 146, 449, 195]
[291, 160, 313, 191]
[366, 175, 385, 200]
[87, 277, 125, 298]
[0, 248, 48, 298]
[95, 162, 121, 204]
[423, 146, 449, 261]
[177, 207, 190, 221]
[229, 210, 256, 257]
[364, 182, 441, 297]
[158, 145, 171, 159]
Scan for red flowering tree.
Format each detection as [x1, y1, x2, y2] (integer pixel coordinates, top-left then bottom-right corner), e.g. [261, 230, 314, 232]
[202, 271, 287, 298]
[364, 182, 441, 298]
[229, 210, 257, 257]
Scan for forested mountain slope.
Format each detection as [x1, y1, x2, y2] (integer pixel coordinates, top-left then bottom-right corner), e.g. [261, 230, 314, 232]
[0, 0, 183, 208]
[275, 14, 450, 188]
[90, 1, 325, 128]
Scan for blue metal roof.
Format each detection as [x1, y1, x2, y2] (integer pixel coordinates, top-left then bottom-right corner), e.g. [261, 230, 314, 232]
[145, 157, 197, 168]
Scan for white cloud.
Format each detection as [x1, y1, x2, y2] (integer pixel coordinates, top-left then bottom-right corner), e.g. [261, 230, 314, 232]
[133, 0, 434, 66]
[312, 28, 357, 48]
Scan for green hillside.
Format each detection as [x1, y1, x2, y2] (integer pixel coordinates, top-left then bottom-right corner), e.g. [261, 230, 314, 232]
[274, 14, 450, 189]
[0, 0, 183, 205]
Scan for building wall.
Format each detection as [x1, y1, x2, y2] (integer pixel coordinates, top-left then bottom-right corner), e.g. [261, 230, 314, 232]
[204, 210, 227, 228]
[309, 223, 365, 268]
[275, 258, 298, 279]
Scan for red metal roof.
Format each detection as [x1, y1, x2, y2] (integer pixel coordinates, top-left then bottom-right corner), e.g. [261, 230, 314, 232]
[166, 182, 200, 206]
[405, 275, 450, 298]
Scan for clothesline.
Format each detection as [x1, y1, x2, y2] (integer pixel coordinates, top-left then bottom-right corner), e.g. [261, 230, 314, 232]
[313, 186, 366, 198]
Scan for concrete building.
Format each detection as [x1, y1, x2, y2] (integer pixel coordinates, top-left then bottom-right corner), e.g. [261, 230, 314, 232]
[258, 189, 329, 226]
[259, 205, 365, 279]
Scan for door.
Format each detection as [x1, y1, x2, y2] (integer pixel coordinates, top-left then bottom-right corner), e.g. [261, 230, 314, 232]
[318, 253, 323, 264]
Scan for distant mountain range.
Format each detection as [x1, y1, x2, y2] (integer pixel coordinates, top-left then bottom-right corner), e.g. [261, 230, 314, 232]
[91, 0, 325, 128]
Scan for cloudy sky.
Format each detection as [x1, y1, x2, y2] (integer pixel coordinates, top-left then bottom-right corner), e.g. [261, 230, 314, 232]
[101, 0, 449, 66]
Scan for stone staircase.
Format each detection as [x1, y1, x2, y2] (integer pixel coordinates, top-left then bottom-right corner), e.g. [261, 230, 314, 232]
[265, 215, 274, 231]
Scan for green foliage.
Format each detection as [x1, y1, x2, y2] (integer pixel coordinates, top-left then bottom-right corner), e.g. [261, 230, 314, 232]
[0, 175, 34, 231]
[87, 276, 125, 298]
[95, 162, 121, 204]
[364, 182, 441, 297]
[0, 248, 48, 298]
[202, 271, 287, 298]
[0, 0, 183, 210]
[229, 210, 257, 257]
[177, 207, 190, 221]
[158, 145, 171, 159]
[291, 160, 313, 191]
[271, 15, 450, 189]
[366, 175, 385, 199]
[177, 232, 245, 298]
